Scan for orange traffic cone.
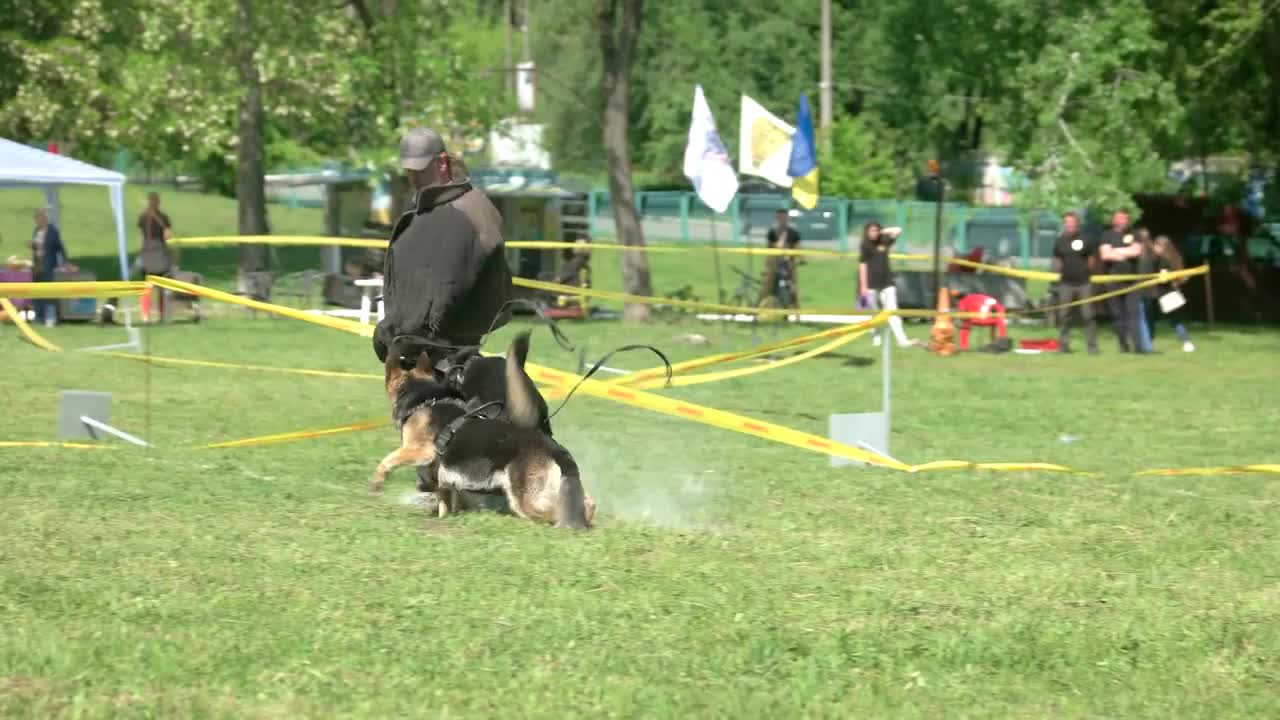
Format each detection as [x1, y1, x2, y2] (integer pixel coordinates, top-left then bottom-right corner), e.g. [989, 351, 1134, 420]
[929, 288, 957, 356]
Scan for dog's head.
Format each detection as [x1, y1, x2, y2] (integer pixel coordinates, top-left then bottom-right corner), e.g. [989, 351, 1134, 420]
[384, 339, 437, 401]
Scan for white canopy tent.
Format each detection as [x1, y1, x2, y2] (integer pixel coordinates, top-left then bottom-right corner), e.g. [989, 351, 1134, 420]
[0, 138, 130, 279]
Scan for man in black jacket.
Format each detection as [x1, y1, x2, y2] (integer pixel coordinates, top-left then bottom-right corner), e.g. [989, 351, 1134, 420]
[374, 128, 517, 497]
[373, 127, 513, 368]
[1052, 211, 1099, 353]
[1097, 208, 1145, 352]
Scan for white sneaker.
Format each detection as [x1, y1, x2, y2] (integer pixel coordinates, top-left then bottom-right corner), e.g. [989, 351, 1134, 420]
[872, 335, 882, 347]
[1183, 341, 1195, 353]
[44, 318, 55, 328]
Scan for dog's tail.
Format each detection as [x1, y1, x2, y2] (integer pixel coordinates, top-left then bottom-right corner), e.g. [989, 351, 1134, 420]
[505, 331, 543, 431]
[549, 442, 591, 530]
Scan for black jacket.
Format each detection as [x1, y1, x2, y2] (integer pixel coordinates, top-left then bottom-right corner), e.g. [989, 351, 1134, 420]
[373, 177, 512, 363]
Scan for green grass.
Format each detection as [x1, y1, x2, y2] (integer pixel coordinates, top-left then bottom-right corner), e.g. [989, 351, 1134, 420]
[2, 307, 1279, 717]
[3, 186, 1278, 716]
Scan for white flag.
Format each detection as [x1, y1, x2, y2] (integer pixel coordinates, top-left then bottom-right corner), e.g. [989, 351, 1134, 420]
[683, 85, 739, 214]
[738, 94, 795, 188]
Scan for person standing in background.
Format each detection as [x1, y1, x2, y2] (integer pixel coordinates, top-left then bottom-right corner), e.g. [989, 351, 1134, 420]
[858, 220, 917, 348]
[1097, 208, 1145, 352]
[765, 209, 801, 249]
[1148, 234, 1196, 352]
[763, 209, 802, 308]
[30, 208, 71, 327]
[133, 192, 173, 277]
[1133, 228, 1157, 353]
[1051, 211, 1099, 353]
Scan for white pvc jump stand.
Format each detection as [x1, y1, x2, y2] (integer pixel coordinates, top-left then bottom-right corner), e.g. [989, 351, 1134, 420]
[828, 331, 902, 468]
[79, 305, 143, 354]
[57, 390, 151, 448]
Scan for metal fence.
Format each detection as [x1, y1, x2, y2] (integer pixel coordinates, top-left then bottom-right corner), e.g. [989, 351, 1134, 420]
[588, 190, 1064, 267]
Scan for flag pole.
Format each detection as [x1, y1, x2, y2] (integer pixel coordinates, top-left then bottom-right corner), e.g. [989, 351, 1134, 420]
[710, 209, 726, 305]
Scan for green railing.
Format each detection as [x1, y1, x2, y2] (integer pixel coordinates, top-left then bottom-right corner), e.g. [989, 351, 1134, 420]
[587, 189, 1062, 267]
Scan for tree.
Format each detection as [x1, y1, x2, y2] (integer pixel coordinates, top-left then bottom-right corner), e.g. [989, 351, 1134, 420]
[1001, 1, 1179, 211]
[597, 0, 652, 321]
[0, 0, 144, 161]
[234, 0, 268, 277]
[820, 116, 904, 199]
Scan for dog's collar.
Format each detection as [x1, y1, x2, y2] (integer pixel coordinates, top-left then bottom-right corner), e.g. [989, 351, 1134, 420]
[432, 399, 505, 456]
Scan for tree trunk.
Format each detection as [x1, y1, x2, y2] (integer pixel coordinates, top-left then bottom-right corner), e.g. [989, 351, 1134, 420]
[1264, 11, 1280, 165]
[597, 0, 651, 322]
[235, 0, 268, 284]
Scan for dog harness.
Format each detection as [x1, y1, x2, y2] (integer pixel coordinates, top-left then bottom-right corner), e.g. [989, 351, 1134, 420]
[430, 398, 505, 456]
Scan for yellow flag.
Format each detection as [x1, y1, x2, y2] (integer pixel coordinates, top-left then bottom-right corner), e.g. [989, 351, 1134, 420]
[791, 168, 819, 209]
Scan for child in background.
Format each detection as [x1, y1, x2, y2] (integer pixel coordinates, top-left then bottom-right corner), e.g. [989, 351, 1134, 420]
[1134, 228, 1157, 353]
[858, 221, 918, 347]
[1148, 235, 1196, 352]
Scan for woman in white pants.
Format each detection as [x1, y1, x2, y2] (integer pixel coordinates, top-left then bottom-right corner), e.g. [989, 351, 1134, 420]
[858, 221, 917, 347]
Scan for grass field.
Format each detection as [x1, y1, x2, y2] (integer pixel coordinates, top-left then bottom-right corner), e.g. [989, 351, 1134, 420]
[4, 186, 1280, 717]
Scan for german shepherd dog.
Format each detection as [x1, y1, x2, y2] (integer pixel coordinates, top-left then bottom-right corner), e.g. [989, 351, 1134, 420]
[370, 332, 596, 529]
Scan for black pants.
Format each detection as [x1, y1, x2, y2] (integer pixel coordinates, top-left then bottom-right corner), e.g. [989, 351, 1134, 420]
[1107, 287, 1142, 352]
[1056, 283, 1097, 350]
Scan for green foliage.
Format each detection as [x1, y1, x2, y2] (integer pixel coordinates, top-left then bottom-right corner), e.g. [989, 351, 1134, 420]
[0, 0, 509, 186]
[820, 116, 903, 199]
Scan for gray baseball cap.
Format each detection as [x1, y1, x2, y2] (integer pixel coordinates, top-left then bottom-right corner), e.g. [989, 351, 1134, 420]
[399, 127, 446, 171]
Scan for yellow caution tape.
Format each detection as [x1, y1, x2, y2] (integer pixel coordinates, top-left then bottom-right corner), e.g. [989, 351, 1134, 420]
[505, 240, 691, 254]
[515, 269, 1205, 320]
[628, 325, 874, 391]
[1, 297, 62, 351]
[167, 235, 1205, 285]
[0, 280, 150, 299]
[1134, 464, 1280, 477]
[102, 351, 382, 380]
[137, 276, 906, 468]
[542, 316, 888, 402]
[1006, 265, 1207, 319]
[526, 363, 912, 470]
[200, 420, 385, 450]
[0, 441, 120, 450]
[147, 275, 374, 337]
[6, 273, 1265, 479]
[170, 235, 390, 250]
[513, 276, 797, 317]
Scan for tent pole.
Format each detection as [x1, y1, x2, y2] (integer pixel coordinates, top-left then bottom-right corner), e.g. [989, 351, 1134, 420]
[110, 184, 130, 280]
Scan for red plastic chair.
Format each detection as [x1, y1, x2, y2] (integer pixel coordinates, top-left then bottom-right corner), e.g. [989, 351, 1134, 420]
[956, 293, 1007, 350]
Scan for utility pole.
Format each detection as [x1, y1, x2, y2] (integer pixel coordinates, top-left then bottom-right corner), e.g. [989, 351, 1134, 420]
[930, 159, 945, 302]
[504, 0, 513, 97]
[819, 0, 833, 151]
[522, 0, 531, 62]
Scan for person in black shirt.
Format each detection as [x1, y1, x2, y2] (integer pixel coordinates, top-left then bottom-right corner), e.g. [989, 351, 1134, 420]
[1097, 208, 1145, 352]
[858, 220, 915, 347]
[760, 211, 800, 307]
[1051, 211, 1099, 353]
[765, 209, 800, 248]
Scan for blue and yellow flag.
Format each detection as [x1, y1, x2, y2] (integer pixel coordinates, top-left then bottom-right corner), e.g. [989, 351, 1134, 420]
[786, 93, 819, 210]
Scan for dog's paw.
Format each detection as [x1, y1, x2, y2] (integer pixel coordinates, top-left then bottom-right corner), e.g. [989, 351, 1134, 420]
[368, 478, 385, 495]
